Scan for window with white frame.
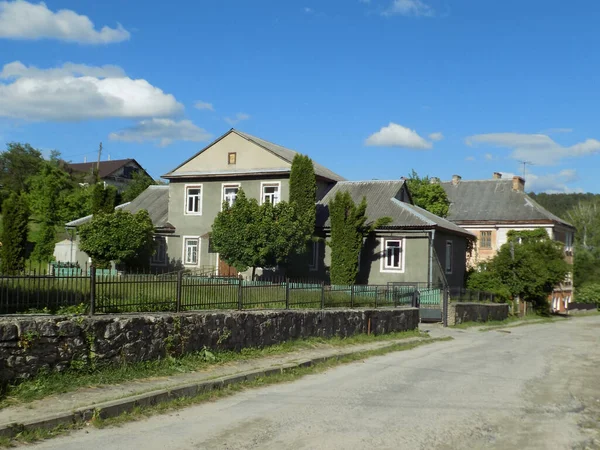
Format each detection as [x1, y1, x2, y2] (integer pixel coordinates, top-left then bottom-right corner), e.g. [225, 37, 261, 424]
[185, 185, 202, 214]
[184, 238, 199, 265]
[261, 183, 280, 205]
[308, 241, 319, 271]
[383, 240, 402, 270]
[151, 237, 167, 265]
[222, 184, 239, 208]
[445, 241, 453, 274]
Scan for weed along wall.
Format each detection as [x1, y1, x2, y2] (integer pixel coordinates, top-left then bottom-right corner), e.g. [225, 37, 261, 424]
[0, 308, 418, 384]
[447, 302, 509, 326]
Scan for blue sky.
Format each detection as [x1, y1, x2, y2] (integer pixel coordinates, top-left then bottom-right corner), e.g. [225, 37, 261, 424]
[1, 0, 599, 193]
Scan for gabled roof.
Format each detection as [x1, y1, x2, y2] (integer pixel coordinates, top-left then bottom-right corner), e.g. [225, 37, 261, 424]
[316, 180, 474, 237]
[441, 179, 574, 228]
[66, 185, 171, 230]
[67, 159, 149, 180]
[163, 129, 345, 182]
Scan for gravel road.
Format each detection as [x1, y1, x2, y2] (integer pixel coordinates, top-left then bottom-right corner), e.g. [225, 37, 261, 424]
[30, 316, 600, 450]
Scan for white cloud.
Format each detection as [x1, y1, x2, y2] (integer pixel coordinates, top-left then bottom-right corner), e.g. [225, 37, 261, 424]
[365, 122, 433, 149]
[383, 0, 433, 17]
[0, 0, 130, 44]
[500, 168, 580, 193]
[465, 156, 475, 161]
[429, 131, 443, 141]
[224, 112, 250, 126]
[538, 128, 573, 134]
[465, 132, 600, 165]
[0, 61, 182, 121]
[109, 119, 212, 147]
[194, 100, 214, 111]
[485, 153, 493, 160]
[304, 7, 313, 13]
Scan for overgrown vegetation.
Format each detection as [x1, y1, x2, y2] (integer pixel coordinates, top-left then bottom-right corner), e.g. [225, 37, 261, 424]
[467, 229, 570, 311]
[0, 193, 30, 274]
[405, 170, 450, 218]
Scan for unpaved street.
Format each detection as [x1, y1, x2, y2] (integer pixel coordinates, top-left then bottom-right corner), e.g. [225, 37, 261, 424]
[31, 316, 600, 450]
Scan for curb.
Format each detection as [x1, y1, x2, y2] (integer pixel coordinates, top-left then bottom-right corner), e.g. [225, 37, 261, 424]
[0, 337, 429, 439]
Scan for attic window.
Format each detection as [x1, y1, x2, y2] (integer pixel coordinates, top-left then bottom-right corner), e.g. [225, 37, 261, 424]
[228, 152, 236, 165]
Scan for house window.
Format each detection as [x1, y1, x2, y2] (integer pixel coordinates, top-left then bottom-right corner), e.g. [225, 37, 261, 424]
[383, 240, 402, 270]
[565, 232, 573, 252]
[445, 241, 453, 274]
[308, 241, 319, 271]
[151, 237, 167, 266]
[222, 184, 240, 208]
[184, 238, 199, 265]
[261, 182, 280, 205]
[480, 231, 492, 249]
[185, 185, 202, 215]
[228, 152, 236, 165]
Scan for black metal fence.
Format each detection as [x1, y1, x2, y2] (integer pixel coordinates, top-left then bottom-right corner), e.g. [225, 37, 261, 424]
[448, 287, 498, 303]
[0, 267, 425, 315]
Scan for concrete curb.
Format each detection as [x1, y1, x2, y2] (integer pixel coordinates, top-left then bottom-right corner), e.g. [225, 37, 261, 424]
[0, 337, 429, 439]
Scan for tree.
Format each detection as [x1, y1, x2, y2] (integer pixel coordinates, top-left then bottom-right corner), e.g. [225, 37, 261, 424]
[328, 191, 391, 285]
[91, 183, 119, 215]
[289, 154, 317, 234]
[574, 283, 600, 307]
[467, 229, 570, 312]
[405, 170, 450, 218]
[62, 186, 93, 222]
[0, 193, 30, 273]
[121, 172, 155, 203]
[79, 210, 155, 269]
[0, 143, 44, 194]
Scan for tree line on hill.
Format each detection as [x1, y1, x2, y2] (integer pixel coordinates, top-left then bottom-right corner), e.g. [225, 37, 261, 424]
[0, 142, 155, 273]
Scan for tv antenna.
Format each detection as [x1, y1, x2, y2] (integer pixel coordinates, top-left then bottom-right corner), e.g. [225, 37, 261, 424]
[518, 160, 533, 179]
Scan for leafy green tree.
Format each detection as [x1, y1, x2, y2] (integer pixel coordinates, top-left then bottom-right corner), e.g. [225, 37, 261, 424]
[79, 210, 155, 269]
[468, 229, 570, 312]
[121, 171, 155, 203]
[0, 143, 44, 194]
[405, 170, 450, 218]
[574, 283, 600, 307]
[289, 154, 317, 234]
[91, 183, 119, 214]
[62, 186, 93, 222]
[0, 193, 30, 273]
[328, 191, 391, 285]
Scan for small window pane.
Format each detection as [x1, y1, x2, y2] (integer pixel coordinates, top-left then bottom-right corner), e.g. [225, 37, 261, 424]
[384, 241, 402, 269]
[186, 187, 201, 214]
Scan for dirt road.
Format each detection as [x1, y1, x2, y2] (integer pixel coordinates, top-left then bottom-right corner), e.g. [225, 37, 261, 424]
[30, 316, 600, 450]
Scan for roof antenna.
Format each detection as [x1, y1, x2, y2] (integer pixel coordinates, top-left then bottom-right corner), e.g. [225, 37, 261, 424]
[518, 160, 533, 179]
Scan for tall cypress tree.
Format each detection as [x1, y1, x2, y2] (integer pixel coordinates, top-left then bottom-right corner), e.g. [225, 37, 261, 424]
[0, 193, 30, 274]
[288, 154, 317, 274]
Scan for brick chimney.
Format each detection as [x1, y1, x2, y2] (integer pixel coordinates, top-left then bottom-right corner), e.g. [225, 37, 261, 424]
[512, 176, 525, 192]
[493, 172, 502, 179]
[452, 174, 461, 186]
[430, 177, 440, 184]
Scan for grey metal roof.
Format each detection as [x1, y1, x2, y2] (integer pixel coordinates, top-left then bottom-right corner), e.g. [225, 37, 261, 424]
[66, 185, 170, 229]
[316, 180, 474, 237]
[441, 180, 574, 228]
[164, 129, 345, 182]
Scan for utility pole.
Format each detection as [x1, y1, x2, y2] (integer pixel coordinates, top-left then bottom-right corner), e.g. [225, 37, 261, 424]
[96, 142, 102, 183]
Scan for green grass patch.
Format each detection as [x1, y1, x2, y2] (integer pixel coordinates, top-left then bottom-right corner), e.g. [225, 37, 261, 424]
[451, 314, 559, 330]
[0, 336, 450, 448]
[0, 330, 426, 409]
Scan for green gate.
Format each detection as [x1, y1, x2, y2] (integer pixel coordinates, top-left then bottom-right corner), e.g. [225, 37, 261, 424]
[419, 287, 444, 322]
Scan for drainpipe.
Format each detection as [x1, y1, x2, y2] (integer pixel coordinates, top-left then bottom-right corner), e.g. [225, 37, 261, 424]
[429, 229, 435, 287]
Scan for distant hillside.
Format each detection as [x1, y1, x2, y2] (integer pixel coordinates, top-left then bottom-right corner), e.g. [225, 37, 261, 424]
[528, 192, 600, 219]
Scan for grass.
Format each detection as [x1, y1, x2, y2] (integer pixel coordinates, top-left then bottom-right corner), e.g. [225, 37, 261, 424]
[0, 336, 451, 448]
[0, 329, 427, 409]
[451, 314, 558, 330]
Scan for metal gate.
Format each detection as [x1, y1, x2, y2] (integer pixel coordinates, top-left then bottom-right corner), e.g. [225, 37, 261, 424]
[388, 283, 447, 323]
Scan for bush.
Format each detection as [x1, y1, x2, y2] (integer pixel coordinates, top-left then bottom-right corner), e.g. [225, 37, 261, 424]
[575, 283, 600, 306]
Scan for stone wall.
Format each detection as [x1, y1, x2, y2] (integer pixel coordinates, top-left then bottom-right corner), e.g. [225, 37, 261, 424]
[0, 308, 418, 384]
[447, 302, 509, 326]
[567, 302, 598, 314]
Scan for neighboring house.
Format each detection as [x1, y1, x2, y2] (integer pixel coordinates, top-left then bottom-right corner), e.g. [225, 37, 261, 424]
[55, 185, 172, 269]
[314, 180, 474, 287]
[66, 159, 151, 192]
[441, 173, 576, 313]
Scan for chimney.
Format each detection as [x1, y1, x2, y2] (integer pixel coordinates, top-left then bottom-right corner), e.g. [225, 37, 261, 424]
[452, 174, 462, 186]
[430, 177, 440, 184]
[493, 172, 502, 179]
[512, 176, 525, 192]
[84, 156, 87, 163]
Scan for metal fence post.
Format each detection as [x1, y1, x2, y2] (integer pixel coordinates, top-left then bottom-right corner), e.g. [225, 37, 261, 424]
[374, 286, 378, 308]
[320, 282, 325, 309]
[285, 279, 290, 309]
[350, 284, 355, 308]
[237, 278, 243, 310]
[89, 265, 96, 316]
[176, 270, 183, 313]
[442, 287, 449, 327]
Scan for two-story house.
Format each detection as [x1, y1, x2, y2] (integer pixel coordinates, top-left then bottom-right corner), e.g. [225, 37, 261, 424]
[440, 173, 576, 313]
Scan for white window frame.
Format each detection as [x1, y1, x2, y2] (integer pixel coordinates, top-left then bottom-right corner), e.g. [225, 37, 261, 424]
[183, 236, 200, 266]
[260, 181, 281, 205]
[184, 184, 203, 215]
[221, 183, 241, 210]
[445, 240, 453, 274]
[150, 237, 168, 266]
[380, 238, 405, 273]
[308, 241, 319, 271]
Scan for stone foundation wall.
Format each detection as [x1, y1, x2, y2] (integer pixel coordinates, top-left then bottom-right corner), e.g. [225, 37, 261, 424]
[447, 302, 509, 326]
[0, 308, 418, 383]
